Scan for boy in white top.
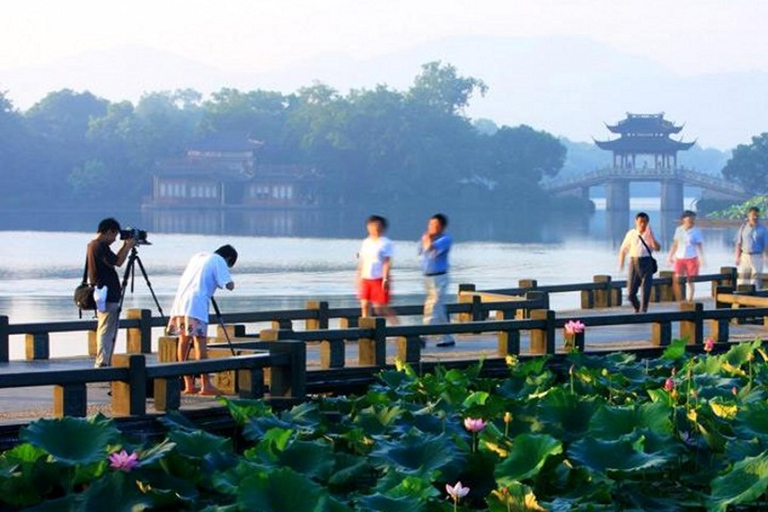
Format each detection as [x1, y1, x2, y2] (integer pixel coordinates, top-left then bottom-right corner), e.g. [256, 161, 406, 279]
[356, 215, 398, 324]
[667, 210, 704, 302]
[168, 245, 237, 395]
[618, 212, 661, 313]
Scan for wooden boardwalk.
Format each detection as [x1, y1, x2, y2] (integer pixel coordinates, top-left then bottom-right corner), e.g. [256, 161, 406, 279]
[0, 298, 764, 424]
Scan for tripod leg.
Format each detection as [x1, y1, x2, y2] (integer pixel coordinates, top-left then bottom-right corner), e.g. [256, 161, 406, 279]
[133, 254, 166, 320]
[100, 252, 135, 366]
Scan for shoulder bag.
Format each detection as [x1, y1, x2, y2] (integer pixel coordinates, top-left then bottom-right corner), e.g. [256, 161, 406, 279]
[73, 257, 96, 311]
[638, 234, 658, 274]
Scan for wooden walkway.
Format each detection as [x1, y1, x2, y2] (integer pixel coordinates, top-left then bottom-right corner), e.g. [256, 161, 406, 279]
[0, 298, 764, 424]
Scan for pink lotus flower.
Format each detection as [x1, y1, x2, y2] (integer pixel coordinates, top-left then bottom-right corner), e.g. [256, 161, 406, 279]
[732, 386, 739, 397]
[704, 338, 715, 352]
[463, 417, 487, 432]
[564, 320, 586, 336]
[108, 449, 139, 472]
[664, 378, 675, 392]
[446, 481, 470, 500]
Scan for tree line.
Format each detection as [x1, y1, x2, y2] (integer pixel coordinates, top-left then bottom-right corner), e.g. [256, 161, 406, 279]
[0, 62, 579, 220]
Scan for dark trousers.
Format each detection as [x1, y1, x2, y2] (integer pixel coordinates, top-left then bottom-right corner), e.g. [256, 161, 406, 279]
[628, 257, 654, 312]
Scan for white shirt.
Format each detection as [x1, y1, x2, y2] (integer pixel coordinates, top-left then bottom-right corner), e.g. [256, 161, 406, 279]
[673, 226, 703, 259]
[621, 229, 655, 258]
[358, 236, 394, 279]
[170, 252, 232, 322]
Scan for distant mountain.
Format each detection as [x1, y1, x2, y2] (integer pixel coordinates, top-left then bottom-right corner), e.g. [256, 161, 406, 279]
[1, 35, 765, 149]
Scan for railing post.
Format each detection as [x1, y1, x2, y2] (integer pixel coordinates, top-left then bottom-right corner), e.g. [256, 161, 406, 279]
[0, 316, 9, 363]
[53, 383, 87, 418]
[593, 275, 612, 308]
[112, 354, 147, 416]
[306, 301, 329, 330]
[518, 279, 538, 292]
[679, 302, 704, 345]
[359, 317, 386, 367]
[709, 316, 729, 344]
[580, 289, 594, 310]
[320, 339, 345, 369]
[652, 321, 672, 346]
[658, 271, 675, 302]
[154, 336, 181, 412]
[88, 329, 98, 357]
[497, 314, 520, 357]
[25, 333, 49, 360]
[340, 316, 359, 329]
[457, 284, 475, 323]
[530, 309, 555, 355]
[524, 291, 549, 319]
[573, 331, 585, 352]
[126, 308, 152, 354]
[715, 285, 733, 309]
[238, 367, 265, 399]
[713, 266, 738, 297]
[396, 335, 422, 364]
[218, 324, 246, 338]
[269, 340, 306, 401]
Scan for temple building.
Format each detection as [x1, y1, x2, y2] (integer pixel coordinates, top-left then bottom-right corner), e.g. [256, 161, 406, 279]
[145, 133, 320, 209]
[595, 113, 695, 170]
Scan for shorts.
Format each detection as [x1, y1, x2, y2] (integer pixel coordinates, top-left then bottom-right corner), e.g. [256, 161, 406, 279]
[673, 257, 699, 277]
[167, 316, 208, 338]
[358, 278, 390, 305]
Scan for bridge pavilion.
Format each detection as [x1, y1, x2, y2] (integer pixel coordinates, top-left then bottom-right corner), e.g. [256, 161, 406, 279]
[594, 113, 695, 215]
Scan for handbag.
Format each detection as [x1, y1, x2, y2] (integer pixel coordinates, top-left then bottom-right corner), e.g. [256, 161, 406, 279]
[638, 234, 658, 274]
[73, 257, 96, 311]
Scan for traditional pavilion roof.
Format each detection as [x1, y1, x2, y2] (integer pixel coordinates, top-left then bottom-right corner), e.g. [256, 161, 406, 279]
[605, 113, 683, 135]
[594, 137, 695, 153]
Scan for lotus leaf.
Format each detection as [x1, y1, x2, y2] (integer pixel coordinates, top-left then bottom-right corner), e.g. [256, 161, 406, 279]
[278, 440, 336, 481]
[535, 388, 602, 441]
[709, 451, 768, 511]
[568, 436, 669, 476]
[371, 432, 461, 476]
[495, 433, 562, 485]
[662, 338, 688, 361]
[588, 402, 673, 440]
[168, 429, 232, 460]
[19, 415, 119, 466]
[237, 467, 350, 512]
[79, 471, 153, 511]
[355, 493, 424, 512]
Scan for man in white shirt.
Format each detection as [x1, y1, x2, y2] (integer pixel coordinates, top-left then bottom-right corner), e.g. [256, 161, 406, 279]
[356, 215, 398, 324]
[167, 245, 237, 395]
[667, 210, 704, 302]
[619, 212, 661, 313]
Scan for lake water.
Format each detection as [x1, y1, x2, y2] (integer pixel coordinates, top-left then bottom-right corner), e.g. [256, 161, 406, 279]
[0, 200, 742, 359]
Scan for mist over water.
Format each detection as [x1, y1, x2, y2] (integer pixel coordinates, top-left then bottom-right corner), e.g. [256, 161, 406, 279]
[0, 200, 742, 359]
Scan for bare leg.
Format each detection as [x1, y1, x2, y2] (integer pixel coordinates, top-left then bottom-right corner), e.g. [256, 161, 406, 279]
[671, 273, 683, 303]
[194, 335, 219, 395]
[177, 333, 196, 393]
[687, 281, 695, 302]
[360, 300, 371, 318]
[374, 305, 399, 325]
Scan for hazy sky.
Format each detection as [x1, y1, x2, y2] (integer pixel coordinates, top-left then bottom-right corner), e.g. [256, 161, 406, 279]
[3, 0, 767, 76]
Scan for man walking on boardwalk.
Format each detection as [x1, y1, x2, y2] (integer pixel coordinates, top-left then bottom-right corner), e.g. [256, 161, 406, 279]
[419, 213, 455, 347]
[87, 218, 135, 368]
[167, 245, 238, 395]
[735, 206, 768, 287]
[619, 212, 661, 313]
[356, 215, 398, 325]
[667, 210, 705, 302]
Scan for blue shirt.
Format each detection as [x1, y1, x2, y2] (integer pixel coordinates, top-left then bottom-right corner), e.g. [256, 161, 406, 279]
[419, 233, 452, 275]
[736, 223, 768, 254]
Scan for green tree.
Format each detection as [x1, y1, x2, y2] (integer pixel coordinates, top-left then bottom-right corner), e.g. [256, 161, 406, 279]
[68, 159, 113, 198]
[0, 91, 34, 204]
[409, 61, 487, 115]
[722, 133, 768, 193]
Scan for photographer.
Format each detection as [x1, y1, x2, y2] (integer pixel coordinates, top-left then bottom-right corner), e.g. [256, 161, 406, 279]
[87, 218, 135, 367]
[167, 245, 237, 395]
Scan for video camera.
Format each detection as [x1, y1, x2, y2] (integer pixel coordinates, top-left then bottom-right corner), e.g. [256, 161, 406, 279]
[119, 227, 151, 245]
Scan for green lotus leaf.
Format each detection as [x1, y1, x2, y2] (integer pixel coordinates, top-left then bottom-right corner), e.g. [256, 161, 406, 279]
[487, 481, 546, 512]
[463, 391, 490, 408]
[709, 451, 768, 512]
[734, 402, 768, 439]
[218, 396, 273, 425]
[19, 415, 119, 466]
[568, 436, 669, 475]
[535, 388, 602, 441]
[725, 438, 766, 463]
[281, 401, 322, 426]
[134, 467, 199, 506]
[79, 471, 153, 511]
[327, 453, 374, 491]
[278, 440, 336, 481]
[495, 433, 562, 485]
[168, 429, 232, 459]
[377, 369, 414, 390]
[0, 443, 46, 466]
[157, 410, 199, 431]
[355, 494, 424, 512]
[588, 402, 673, 440]
[721, 341, 757, 369]
[136, 439, 176, 468]
[662, 338, 688, 361]
[243, 415, 296, 442]
[371, 432, 461, 476]
[19, 494, 80, 512]
[237, 467, 350, 512]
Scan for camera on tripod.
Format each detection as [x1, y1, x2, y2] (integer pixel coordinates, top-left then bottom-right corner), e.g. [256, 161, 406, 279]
[119, 227, 151, 245]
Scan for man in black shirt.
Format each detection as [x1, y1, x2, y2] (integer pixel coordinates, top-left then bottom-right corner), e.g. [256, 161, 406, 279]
[87, 218, 135, 367]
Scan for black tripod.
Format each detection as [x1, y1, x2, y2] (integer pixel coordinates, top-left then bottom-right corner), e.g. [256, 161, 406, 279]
[106, 246, 165, 363]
